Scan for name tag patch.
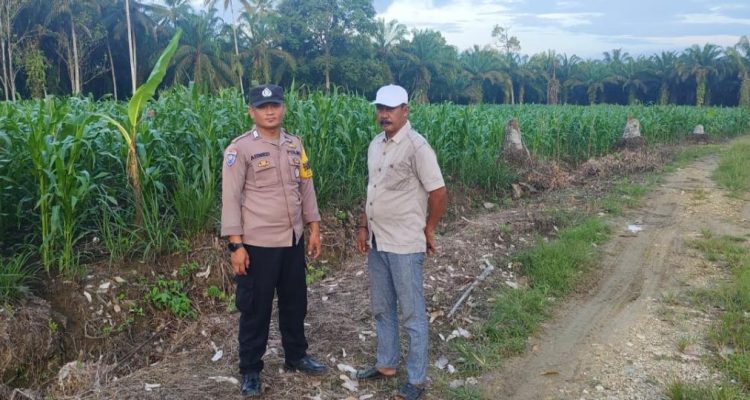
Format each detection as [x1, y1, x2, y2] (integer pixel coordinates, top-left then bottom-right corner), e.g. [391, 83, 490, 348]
[251, 152, 270, 160]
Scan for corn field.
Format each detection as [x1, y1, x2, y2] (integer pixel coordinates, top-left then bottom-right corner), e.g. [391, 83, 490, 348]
[1, 87, 749, 283]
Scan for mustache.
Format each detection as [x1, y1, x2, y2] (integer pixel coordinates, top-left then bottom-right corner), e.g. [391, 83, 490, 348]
[379, 119, 392, 125]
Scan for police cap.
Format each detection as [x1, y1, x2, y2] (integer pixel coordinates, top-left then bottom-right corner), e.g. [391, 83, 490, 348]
[248, 84, 284, 107]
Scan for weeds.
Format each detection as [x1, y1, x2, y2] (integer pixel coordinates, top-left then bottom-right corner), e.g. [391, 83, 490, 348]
[145, 278, 196, 319]
[0, 252, 37, 303]
[713, 141, 750, 196]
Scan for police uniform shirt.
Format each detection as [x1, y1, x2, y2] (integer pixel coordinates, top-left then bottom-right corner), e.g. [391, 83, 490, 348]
[365, 121, 445, 254]
[221, 127, 320, 247]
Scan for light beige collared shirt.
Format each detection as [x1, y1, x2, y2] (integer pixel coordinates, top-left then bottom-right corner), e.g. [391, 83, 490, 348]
[365, 121, 445, 254]
[221, 127, 320, 247]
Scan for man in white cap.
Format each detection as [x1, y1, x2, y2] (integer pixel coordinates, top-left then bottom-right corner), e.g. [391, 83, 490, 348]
[354, 84, 447, 400]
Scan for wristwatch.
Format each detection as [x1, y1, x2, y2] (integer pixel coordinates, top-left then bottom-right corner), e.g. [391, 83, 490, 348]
[227, 242, 243, 253]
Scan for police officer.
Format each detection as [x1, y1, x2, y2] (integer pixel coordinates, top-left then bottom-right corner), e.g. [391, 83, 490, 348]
[222, 84, 328, 397]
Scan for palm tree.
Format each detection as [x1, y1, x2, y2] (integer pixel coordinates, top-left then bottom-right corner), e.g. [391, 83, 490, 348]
[393, 29, 460, 103]
[44, 0, 110, 95]
[508, 54, 535, 104]
[104, 0, 155, 96]
[725, 36, 750, 107]
[171, 10, 234, 91]
[204, 0, 257, 96]
[555, 53, 580, 104]
[678, 43, 723, 106]
[650, 51, 679, 105]
[529, 50, 561, 104]
[460, 45, 508, 103]
[239, 8, 295, 84]
[150, 0, 191, 30]
[620, 57, 649, 104]
[372, 18, 407, 81]
[567, 60, 608, 105]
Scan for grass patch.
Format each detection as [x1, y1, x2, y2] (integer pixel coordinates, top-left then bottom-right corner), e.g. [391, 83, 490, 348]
[599, 176, 653, 215]
[0, 252, 38, 303]
[518, 218, 610, 295]
[671, 230, 750, 397]
[449, 218, 610, 379]
[713, 141, 750, 196]
[668, 145, 722, 171]
[666, 381, 746, 400]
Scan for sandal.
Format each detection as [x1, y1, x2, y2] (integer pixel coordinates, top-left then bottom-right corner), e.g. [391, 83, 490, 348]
[396, 382, 425, 400]
[354, 366, 396, 380]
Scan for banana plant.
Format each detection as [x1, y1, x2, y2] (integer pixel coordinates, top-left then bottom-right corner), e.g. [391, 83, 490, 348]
[100, 29, 181, 226]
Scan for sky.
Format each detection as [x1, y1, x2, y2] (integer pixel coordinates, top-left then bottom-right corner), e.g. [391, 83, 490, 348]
[189, 0, 750, 59]
[372, 0, 750, 58]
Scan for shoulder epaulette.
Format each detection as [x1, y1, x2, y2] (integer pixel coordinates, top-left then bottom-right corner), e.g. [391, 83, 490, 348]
[231, 131, 252, 144]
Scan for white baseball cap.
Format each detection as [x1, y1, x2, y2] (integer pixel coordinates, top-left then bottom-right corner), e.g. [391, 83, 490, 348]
[373, 84, 408, 107]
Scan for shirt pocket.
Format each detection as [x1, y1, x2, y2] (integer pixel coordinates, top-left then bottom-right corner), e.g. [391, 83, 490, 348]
[251, 157, 278, 187]
[288, 156, 301, 183]
[385, 160, 413, 191]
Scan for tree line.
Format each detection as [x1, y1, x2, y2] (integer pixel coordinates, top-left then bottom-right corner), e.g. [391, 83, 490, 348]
[0, 0, 748, 106]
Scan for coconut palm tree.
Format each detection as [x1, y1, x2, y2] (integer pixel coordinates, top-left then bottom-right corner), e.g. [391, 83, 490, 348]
[171, 10, 234, 91]
[204, 0, 258, 95]
[371, 18, 407, 81]
[239, 7, 296, 84]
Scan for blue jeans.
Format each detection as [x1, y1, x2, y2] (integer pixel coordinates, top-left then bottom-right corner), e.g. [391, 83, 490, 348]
[368, 249, 428, 385]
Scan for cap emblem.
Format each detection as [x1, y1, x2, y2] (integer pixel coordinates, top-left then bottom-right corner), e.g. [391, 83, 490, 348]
[262, 88, 272, 98]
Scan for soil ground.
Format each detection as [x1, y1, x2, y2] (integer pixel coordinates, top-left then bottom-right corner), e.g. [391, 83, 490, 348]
[2, 140, 748, 400]
[482, 153, 750, 400]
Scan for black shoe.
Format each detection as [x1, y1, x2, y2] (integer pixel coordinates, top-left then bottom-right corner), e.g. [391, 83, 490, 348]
[240, 372, 261, 397]
[284, 355, 328, 375]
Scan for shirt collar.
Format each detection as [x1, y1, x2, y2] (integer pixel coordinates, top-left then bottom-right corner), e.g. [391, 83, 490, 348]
[381, 120, 411, 144]
[250, 125, 289, 145]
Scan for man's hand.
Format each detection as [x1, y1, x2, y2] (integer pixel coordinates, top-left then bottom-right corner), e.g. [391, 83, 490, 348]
[424, 228, 437, 256]
[356, 227, 370, 255]
[231, 246, 250, 275]
[307, 222, 322, 260]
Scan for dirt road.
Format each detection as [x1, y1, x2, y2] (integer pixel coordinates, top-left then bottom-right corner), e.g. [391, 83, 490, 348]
[481, 155, 750, 400]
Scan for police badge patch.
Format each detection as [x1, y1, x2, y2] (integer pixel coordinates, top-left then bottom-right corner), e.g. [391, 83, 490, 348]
[225, 150, 237, 167]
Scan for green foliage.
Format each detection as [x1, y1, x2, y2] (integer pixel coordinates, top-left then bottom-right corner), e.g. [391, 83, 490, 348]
[145, 278, 196, 319]
[714, 141, 750, 196]
[516, 218, 610, 295]
[666, 381, 745, 400]
[47, 319, 58, 334]
[177, 261, 200, 278]
[206, 286, 225, 300]
[306, 262, 328, 285]
[451, 218, 610, 377]
[683, 230, 750, 395]
[0, 253, 37, 303]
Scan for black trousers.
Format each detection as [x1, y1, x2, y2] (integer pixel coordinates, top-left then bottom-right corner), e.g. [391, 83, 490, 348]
[235, 235, 308, 374]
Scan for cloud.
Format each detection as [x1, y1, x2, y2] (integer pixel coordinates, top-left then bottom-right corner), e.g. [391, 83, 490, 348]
[678, 13, 750, 25]
[378, 0, 518, 49]
[536, 12, 604, 27]
[379, 0, 747, 57]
